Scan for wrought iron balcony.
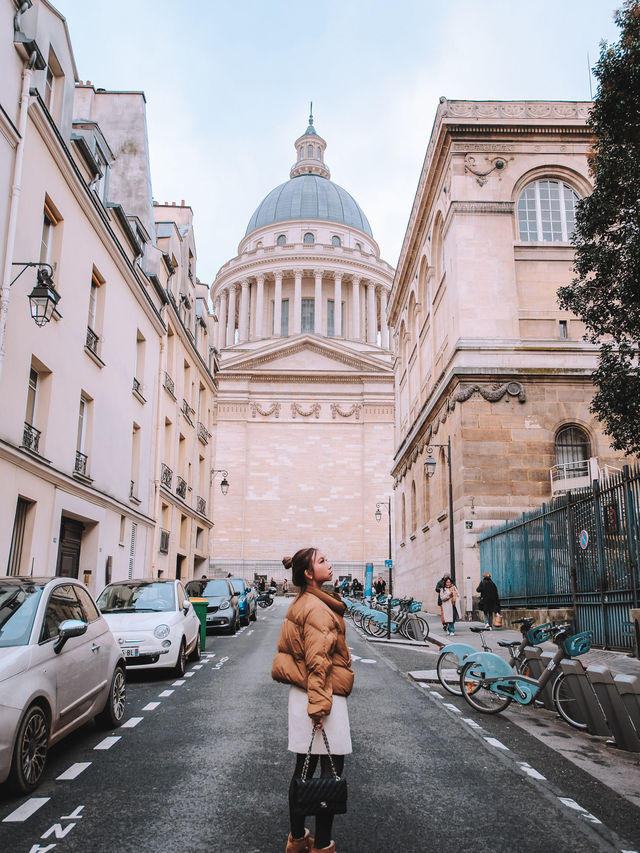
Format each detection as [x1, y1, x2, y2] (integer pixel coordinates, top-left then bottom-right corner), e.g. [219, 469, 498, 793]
[129, 480, 136, 499]
[74, 451, 88, 476]
[176, 476, 187, 499]
[22, 422, 41, 454]
[163, 371, 175, 397]
[160, 463, 173, 489]
[196, 496, 206, 515]
[132, 376, 142, 395]
[86, 326, 99, 354]
[197, 422, 210, 444]
[160, 529, 170, 553]
[181, 399, 194, 425]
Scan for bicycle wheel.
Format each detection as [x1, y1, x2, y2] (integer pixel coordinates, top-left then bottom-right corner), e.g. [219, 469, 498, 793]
[552, 673, 588, 730]
[404, 615, 429, 641]
[437, 650, 464, 695]
[518, 657, 533, 678]
[353, 610, 365, 629]
[460, 660, 512, 714]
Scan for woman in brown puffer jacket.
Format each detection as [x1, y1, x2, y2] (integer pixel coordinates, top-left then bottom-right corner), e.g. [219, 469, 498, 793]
[272, 548, 354, 853]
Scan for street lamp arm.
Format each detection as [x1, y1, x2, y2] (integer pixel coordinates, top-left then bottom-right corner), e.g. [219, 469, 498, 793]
[10, 261, 54, 288]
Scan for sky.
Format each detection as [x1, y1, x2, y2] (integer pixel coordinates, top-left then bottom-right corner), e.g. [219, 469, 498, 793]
[52, 0, 621, 284]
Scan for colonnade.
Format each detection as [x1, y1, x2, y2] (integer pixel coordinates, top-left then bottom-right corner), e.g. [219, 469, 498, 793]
[213, 269, 390, 349]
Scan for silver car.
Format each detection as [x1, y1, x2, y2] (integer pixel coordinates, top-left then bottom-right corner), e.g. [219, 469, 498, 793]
[0, 576, 126, 794]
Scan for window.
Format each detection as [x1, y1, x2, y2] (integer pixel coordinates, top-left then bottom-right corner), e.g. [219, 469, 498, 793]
[517, 179, 579, 242]
[307, 144, 313, 157]
[277, 234, 287, 246]
[411, 481, 417, 532]
[303, 232, 315, 245]
[281, 298, 289, 336]
[86, 267, 104, 355]
[355, 243, 362, 251]
[26, 368, 38, 427]
[331, 235, 341, 247]
[40, 585, 84, 642]
[559, 320, 568, 339]
[327, 300, 344, 337]
[74, 586, 100, 622]
[39, 197, 62, 277]
[75, 395, 90, 475]
[43, 48, 63, 119]
[7, 497, 33, 576]
[555, 425, 590, 478]
[401, 494, 406, 541]
[301, 298, 315, 332]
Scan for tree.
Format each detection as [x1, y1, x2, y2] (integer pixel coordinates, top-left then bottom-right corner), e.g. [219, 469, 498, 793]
[557, 0, 640, 454]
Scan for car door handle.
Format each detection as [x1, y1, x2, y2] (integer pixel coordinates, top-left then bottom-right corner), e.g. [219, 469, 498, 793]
[91, 643, 101, 653]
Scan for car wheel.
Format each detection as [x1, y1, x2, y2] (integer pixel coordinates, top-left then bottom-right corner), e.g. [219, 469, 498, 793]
[174, 638, 187, 675]
[96, 665, 127, 729]
[228, 616, 237, 635]
[250, 605, 257, 622]
[10, 705, 50, 794]
[189, 631, 201, 661]
[240, 611, 250, 627]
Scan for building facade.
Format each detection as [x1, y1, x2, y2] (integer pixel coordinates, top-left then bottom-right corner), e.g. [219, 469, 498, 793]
[388, 98, 631, 613]
[209, 114, 396, 582]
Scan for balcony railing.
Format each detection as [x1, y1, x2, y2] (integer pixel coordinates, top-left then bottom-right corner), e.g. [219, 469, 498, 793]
[86, 326, 99, 354]
[130, 480, 136, 499]
[550, 457, 598, 495]
[160, 463, 173, 489]
[196, 496, 206, 515]
[197, 422, 210, 444]
[176, 476, 187, 499]
[181, 399, 194, 426]
[163, 371, 175, 397]
[22, 422, 41, 454]
[74, 451, 88, 476]
[132, 376, 142, 395]
[160, 529, 170, 554]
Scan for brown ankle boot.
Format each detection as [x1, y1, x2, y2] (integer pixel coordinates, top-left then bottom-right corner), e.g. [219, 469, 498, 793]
[311, 842, 336, 853]
[286, 828, 314, 853]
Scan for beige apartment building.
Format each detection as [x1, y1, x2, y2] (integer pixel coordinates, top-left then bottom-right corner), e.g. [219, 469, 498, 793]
[388, 98, 631, 612]
[0, 0, 216, 592]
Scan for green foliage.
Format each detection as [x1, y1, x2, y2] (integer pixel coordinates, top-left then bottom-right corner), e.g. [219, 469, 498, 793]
[557, 0, 640, 453]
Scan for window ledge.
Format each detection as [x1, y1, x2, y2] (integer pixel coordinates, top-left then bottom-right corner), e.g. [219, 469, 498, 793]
[129, 494, 141, 507]
[73, 472, 93, 486]
[437, 509, 448, 523]
[399, 540, 406, 548]
[409, 532, 417, 541]
[20, 445, 51, 464]
[84, 346, 105, 368]
[421, 522, 430, 533]
[132, 388, 146, 404]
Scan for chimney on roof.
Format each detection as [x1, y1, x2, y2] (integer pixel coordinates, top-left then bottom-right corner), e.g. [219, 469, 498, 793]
[181, 199, 185, 206]
[172, 202, 176, 206]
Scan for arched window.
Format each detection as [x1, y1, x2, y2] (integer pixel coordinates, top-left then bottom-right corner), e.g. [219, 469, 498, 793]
[331, 235, 341, 247]
[298, 147, 303, 161]
[355, 242, 362, 251]
[411, 480, 417, 532]
[303, 232, 315, 245]
[307, 144, 313, 157]
[555, 425, 591, 479]
[276, 234, 287, 246]
[517, 179, 580, 242]
[401, 493, 406, 541]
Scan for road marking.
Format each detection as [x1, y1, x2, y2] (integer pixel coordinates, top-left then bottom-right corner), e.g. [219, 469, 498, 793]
[442, 703, 461, 713]
[192, 665, 203, 670]
[94, 736, 121, 750]
[57, 763, 91, 781]
[558, 797, 601, 824]
[142, 702, 161, 710]
[484, 737, 509, 750]
[3, 798, 50, 822]
[159, 690, 174, 698]
[359, 658, 377, 664]
[172, 679, 186, 686]
[462, 718, 482, 729]
[247, 630, 254, 636]
[122, 717, 143, 728]
[518, 762, 546, 781]
[429, 691, 443, 698]
[351, 654, 361, 661]
[184, 672, 194, 677]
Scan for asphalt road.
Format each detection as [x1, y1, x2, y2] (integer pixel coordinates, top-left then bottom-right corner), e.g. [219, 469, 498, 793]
[1, 598, 639, 853]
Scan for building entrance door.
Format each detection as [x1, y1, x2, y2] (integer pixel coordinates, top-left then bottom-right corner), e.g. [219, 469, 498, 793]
[56, 517, 84, 578]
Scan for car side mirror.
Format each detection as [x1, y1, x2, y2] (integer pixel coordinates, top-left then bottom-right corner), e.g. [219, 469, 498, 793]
[183, 600, 192, 613]
[54, 619, 87, 654]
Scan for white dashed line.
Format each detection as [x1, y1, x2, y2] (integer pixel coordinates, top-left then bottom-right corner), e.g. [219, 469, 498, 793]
[142, 702, 161, 710]
[359, 659, 377, 664]
[558, 797, 601, 824]
[94, 736, 121, 750]
[159, 690, 174, 698]
[57, 762, 91, 780]
[172, 679, 186, 686]
[442, 703, 461, 713]
[351, 654, 362, 661]
[192, 665, 203, 670]
[518, 762, 546, 781]
[429, 691, 444, 698]
[2, 798, 50, 822]
[484, 737, 509, 750]
[184, 672, 195, 677]
[122, 717, 143, 728]
[462, 718, 482, 729]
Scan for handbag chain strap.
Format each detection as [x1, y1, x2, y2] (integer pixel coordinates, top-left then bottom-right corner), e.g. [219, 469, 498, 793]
[301, 722, 340, 781]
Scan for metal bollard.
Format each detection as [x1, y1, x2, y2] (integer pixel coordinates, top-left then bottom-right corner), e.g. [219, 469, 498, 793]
[586, 665, 640, 752]
[559, 659, 610, 736]
[612, 674, 640, 736]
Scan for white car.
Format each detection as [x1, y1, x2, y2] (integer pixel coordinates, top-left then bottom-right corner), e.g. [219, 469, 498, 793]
[0, 576, 126, 794]
[96, 579, 201, 676]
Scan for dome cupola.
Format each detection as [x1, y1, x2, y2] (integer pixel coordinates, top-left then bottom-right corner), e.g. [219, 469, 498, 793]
[290, 103, 330, 180]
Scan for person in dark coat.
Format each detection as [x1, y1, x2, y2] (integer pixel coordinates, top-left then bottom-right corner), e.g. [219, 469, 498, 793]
[476, 572, 500, 628]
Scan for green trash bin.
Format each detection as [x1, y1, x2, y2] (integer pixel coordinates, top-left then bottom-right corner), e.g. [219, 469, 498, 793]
[189, 597, 208, 652]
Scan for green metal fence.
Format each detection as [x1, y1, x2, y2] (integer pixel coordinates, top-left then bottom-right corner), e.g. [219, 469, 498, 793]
[479, 464, 640, 650]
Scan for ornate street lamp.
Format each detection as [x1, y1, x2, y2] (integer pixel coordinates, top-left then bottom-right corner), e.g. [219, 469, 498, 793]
[10, 262, 60, 326]
[425, 436, 456, 584]
[210, 468, 230, 495]
[375, 497, 393, 639]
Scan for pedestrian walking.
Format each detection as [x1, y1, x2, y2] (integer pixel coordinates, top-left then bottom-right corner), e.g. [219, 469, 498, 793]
[272, 548, 354, 853]
[435, 575, 451, 626]
[440, 578, 462, 635]
[476, 572, 501, 628]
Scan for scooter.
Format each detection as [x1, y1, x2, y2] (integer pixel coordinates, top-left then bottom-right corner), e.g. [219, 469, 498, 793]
[257, 589, 274, 608]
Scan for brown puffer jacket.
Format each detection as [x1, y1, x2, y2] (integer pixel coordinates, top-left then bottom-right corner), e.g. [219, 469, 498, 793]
[271, 586, 354, 718]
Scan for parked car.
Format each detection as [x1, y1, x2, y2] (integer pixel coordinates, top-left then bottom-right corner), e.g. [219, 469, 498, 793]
[0, 576, 126, 794]
[184, 578, 240, 634]
[96, 579, 200, 676]
[230, 578, 257, 626]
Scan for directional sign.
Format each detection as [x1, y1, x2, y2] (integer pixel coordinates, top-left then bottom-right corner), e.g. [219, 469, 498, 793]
[385, 559, 393, 568]
[579, 529, 589, 550]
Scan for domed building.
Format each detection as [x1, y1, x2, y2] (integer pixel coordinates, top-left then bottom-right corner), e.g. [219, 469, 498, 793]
[209, 112, 396, 582]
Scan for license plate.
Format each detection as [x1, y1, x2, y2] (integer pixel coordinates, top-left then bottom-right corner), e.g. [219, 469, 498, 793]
[123, 647, 139, 657]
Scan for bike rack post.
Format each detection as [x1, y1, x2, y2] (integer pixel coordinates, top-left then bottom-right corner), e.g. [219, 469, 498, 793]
[559, 659, 610, 736]
[613, 674, 640, 736]
[523, 646, 543, 676]
[586, 665, 640, 752]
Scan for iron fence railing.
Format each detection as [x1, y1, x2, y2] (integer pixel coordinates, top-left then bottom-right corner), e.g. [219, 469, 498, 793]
[160, 463, 173, 489]
[176, 476, 187, 499]
[74, 451, 88, 476]
[160, 529, 170, 553]
[22, 422, 40, 453]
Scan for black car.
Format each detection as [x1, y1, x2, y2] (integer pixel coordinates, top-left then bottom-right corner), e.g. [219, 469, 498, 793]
[185, 578, 240, 635]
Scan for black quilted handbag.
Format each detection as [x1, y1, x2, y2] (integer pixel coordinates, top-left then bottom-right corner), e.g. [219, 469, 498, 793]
[291, 724, 348, 817]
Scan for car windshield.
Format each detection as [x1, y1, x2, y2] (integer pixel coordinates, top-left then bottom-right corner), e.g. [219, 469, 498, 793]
[230, 579, 245, 594]
[0, 581, 44, 648]
[186, 579, 230, 599]
[96, 582, 176, 613]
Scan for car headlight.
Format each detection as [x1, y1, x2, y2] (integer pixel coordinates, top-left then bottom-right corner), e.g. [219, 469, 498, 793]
[154, 624, 170, 639]
[220, 599, 230, 610]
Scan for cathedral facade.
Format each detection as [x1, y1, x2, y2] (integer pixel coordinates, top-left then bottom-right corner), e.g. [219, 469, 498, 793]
[209, 114, 395, 582]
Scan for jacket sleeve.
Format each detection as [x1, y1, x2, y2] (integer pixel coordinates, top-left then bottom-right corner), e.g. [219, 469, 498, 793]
[302, 608, 337, 718]
[440, 588, 452, 602]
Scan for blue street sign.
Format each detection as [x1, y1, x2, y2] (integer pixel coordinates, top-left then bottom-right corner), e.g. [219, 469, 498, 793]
[385, 559, 392, 568]
[365, 563, 373, 598]
[579, 530, 589, 550]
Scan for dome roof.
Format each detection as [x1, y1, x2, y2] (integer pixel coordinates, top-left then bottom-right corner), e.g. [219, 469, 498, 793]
[245, 174, 373, 238]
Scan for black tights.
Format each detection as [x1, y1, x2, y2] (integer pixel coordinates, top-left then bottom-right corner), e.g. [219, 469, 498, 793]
[289, 752, 345, 849]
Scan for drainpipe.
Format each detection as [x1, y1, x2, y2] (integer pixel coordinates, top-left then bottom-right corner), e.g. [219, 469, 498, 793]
[150, 333, 166, 577]
[0, 48, 38, 383]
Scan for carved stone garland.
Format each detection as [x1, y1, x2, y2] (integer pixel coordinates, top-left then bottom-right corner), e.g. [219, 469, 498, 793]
[291, 403, 321, 419]
[464, 154, 513, 186]
[330, 403, 362, 420]
[250, 402, 281, 418]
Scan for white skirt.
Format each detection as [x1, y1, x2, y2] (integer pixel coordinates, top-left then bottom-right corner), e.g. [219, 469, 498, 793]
[288, 685, 352, 755]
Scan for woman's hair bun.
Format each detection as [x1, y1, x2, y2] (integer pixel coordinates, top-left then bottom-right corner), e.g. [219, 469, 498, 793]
[282, 556, 293, 570]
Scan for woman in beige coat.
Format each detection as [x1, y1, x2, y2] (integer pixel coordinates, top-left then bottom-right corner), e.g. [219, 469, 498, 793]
[272, 548, 354, 853]
[440, 577, 462, 635]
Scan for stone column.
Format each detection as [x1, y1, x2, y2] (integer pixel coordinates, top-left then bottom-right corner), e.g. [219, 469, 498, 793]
[293, 269, 302, 334]
[366, 280, 377, 343]
[351, 276, 361, 341]
[360, 280, 367, 341]
[238, 279, 250, 342]
[218, 287, 228, 349]
[380, 287, 390, 348]
[333, 272, 343, 338]
[255, 273, 265, 339]
[249, 279, 257, 339]
[226, 283, 237, 346]
[314, 269, 323, 335]
[274, 270, 283, 336]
